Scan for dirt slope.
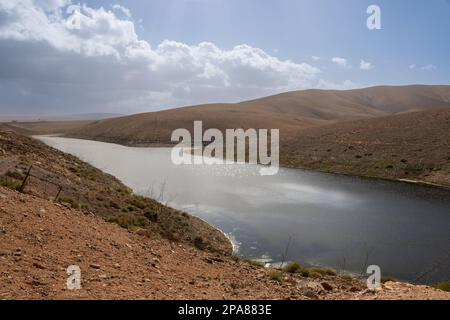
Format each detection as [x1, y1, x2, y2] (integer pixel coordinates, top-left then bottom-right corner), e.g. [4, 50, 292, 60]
[66, 85, 450, 146]
[1, 187, 449, 300]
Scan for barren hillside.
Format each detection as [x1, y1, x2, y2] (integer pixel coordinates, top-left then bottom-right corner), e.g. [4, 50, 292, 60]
[66, 85, 450, 146]
[282, 108, 450, 188]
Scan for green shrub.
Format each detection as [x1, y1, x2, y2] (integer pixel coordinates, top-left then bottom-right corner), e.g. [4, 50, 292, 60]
[108, 213, 149, 231]
[283, 262, 303, 274]
[0, 178, 21, 191]
[144, 211, 158, 222]
[243, 259, 265, 268]
[109, 201, 120, 210]
[434, 282, 450, 292]
[310, 267, 337, 276]
[59, 196, 79, 209]
[268, 270, 282, 282]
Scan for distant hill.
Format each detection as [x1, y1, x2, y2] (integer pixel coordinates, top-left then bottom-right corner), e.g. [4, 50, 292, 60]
[68, 85, 450, 145]
[0, 113, 123, 122]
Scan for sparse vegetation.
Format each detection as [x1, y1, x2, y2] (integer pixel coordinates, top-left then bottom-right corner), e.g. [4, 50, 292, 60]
[434, 282, 450, 292]
[283, 262, 303, 274]
[243, 259, 265, 268]
[282, 262, 336, 278]
[268, 270, 282, 282]
[58, 196, 79, 209]
[109, 201, 121, 210]
[107, 212, 149, 231]
[0, 178, 21, 191]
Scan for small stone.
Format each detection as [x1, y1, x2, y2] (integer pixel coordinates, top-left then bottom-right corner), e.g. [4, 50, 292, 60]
[89, 263, 101, 270]
[304, 289, 319, 299]
[33, 262, 46, 270]
[321, 282, 334, 291]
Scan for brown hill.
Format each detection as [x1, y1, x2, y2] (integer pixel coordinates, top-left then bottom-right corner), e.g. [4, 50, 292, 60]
[68, 85, 450, 145]
[282, 108, 450, 188]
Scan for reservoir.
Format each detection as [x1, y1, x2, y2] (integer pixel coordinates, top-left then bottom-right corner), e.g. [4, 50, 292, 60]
[37, 136, 450, 284]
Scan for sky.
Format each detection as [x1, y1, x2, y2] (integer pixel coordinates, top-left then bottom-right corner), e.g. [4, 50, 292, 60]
[0, 0, 449, 116]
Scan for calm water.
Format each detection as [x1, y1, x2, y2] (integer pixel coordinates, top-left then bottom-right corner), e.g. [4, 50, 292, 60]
[37, 136, 450, 283]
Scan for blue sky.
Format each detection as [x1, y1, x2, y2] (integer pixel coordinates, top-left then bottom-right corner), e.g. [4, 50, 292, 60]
[0, 0, 449, 115]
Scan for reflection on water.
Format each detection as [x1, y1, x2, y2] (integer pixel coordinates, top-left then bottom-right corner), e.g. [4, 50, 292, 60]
[38, 136, 450, 284]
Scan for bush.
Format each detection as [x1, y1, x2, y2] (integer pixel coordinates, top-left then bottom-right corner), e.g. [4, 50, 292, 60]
[243, 259, 265, 268]
[194, 236, 206, 250]
[268, 270, 282, 282]
[434, 282, 450, 292]
[309, 267, 337, 276]
[109, 201, 120, 210]
[283, 262, 303, 274]
[59, 196, 79, 209]
[144, 211, 158, 223]
[0, 178, 21, 191]
[108, 213, 149, 231]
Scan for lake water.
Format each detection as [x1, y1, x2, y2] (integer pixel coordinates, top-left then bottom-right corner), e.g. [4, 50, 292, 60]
[37, 136, 450, 284]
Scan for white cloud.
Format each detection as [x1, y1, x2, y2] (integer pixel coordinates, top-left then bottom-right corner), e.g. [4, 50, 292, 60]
[359, 59, 374, 71]
[409, 64, 416, 69]
[0, 1, 353, 114]
[112, 4, 132, 18]
[331, 57, 351, 68]
[311, 56, 320, 61]
[421, 64, 437, 71]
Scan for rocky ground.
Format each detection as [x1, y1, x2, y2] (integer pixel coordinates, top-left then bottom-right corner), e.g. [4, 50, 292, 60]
[1, 187, 449, 300]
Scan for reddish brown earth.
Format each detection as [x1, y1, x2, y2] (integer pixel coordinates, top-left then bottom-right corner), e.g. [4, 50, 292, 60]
[1, 187, 449, 300]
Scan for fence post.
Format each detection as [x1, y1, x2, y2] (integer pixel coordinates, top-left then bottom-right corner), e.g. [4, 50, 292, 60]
[55, 185, 63, 201]
[19, 165, 32, 193]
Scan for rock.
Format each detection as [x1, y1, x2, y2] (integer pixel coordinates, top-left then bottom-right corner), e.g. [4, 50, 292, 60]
[307, 282, 324, 293]
[113, 263, 121, 269]
[90, 263, 101, 270]
[321, 282, 334, 291]
[33, 262, 46, 270]
[304, 289, 319, 299]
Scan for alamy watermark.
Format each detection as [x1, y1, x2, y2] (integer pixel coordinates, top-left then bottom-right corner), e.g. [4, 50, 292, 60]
[171, 121, 280, 176]
[367, 5, 381, 30]
[366, 265, 382, 290]
[66, 265, 82, 290]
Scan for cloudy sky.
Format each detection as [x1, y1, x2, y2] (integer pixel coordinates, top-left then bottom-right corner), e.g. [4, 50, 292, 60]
[0, 0, 449, 116]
